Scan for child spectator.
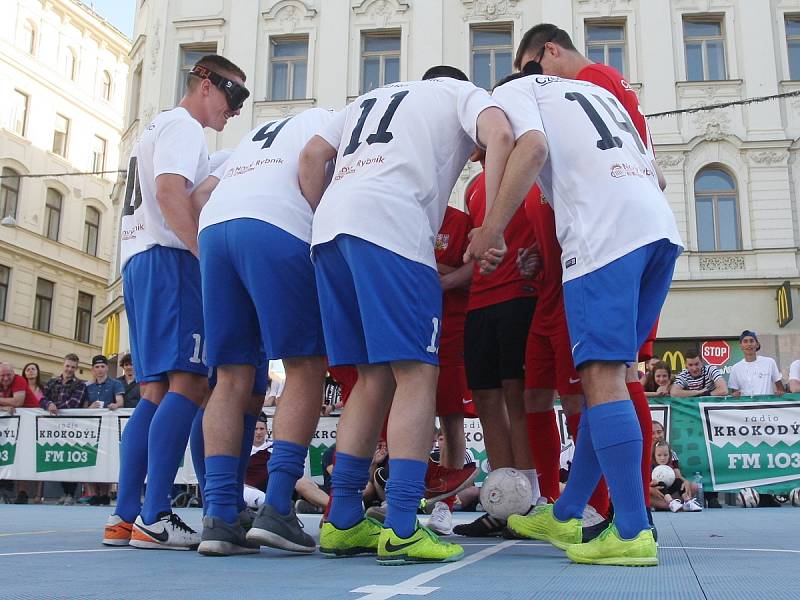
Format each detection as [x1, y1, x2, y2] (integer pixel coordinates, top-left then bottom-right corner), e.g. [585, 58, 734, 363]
[650, 440, 702, 512]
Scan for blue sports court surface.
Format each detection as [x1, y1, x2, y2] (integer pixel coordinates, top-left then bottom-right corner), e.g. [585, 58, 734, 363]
[1, 506, 797, 599]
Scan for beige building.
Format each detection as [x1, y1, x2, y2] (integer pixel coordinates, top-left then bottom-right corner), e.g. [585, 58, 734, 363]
[106, 0, 800, 374]
[0, 0, 130, 378]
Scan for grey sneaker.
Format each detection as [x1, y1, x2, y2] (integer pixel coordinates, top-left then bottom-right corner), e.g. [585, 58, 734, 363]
[294, 499, 323, 515]
[246, 503, 316, 553]
[198, 516, 261, 556]
[239, 507, 257, 531]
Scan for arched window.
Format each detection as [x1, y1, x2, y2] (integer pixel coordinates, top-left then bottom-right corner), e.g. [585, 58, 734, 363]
[83, 206, 100, 256]
[1, 168, 20, 219]
[45, 188, 63, 241]
[694, 167, 740, 251]
[61, 48, 76, 80]
[102, 71, 112, 100]
[21, 20, 36, 54]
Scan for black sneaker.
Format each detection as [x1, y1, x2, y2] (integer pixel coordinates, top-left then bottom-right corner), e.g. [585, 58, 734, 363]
[246, 503, 316, 553]
[582, 518, 611, 543]
[13, 491, 28, 505]
[759, 494, 782, 508]
[706, 492, 722, 509]
[453, 513, 505, 537]
[198, 516, 261, 556]
[646, 508, 658, 543]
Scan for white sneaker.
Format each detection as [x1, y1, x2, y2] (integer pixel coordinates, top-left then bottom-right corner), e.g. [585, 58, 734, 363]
[669, 498, 683, 512]
[129, 513, 200, 550]
[425, 501, 453, 535]
[683, 498, 703, 512]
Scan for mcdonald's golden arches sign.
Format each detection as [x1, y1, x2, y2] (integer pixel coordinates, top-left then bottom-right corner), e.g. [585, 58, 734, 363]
[776, 281, 793, 328]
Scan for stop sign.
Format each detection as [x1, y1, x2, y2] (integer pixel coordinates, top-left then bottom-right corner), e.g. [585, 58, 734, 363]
[701, 340, 730, 366]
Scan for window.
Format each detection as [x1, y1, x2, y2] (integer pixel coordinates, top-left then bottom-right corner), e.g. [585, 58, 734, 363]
[83, 207, 100, 256]
[360, 31, 400, 93]
[176, 44, 217, 103]
[0, 265, 8, 322]
[269, 37, 308, 101]
[0, 168, 20, 219]
[10, 90, 29, 136]
[52, 114, 70, 157]
[61, 48, 77, 81]
[787, 15, 800, 80]
[695, 168, 740, 251]
[92, 136, 107, 172]
[45, 188, 62, 241]
[586, 22, 627, 76]
[683, 17, 727, 81]
[75, 292, 93, 343]
[471, 25, 513, 90]
[33, 278, 54, 332]
[21, 20, 35, 54]
[128, 63, 142, 124]
[102, 71, 112, 101]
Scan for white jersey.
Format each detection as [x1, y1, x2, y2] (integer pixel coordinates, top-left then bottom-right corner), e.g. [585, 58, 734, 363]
[199, 108, 334, 243]
[120, 107, 209, 268]
[209, 148, 234, 177]
[728, 356, 782, 396]
[492, 75, 683, 282]
[789, 359, 800, 385]
[311, 78, 498, 270]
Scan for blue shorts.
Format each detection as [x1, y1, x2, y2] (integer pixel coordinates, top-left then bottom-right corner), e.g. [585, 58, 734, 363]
[122, 245, 207, 382]
[199, 218, 326, 368]
[314, 235, 442, 366]
[563, 238, 681, 369]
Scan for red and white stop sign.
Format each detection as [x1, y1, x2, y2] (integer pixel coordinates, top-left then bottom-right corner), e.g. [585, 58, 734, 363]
[701, 340, 730, 366]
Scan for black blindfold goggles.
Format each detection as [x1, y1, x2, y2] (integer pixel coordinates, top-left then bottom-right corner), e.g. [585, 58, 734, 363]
[190, 64, 250, 111]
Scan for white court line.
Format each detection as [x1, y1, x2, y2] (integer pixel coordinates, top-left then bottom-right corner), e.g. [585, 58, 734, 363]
[661, 545, 800, 554]
[0, 548, 133, 557]
[351, 540, 517, 600]
[0, 529, 95, 537]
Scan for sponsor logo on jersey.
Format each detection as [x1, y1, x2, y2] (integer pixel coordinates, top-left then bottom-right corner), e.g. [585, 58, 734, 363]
[565, 257, 577, 269]
[610, 163, 654, 179]
[435, 233, 450, 251]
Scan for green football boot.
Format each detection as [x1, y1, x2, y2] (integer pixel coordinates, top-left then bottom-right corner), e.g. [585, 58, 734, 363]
[319, 517, 382, 557]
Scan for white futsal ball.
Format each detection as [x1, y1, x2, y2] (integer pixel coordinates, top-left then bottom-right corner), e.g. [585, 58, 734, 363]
[739, 487, 760, 508]
[790, 487, 800, 507]
[479, 468, 532, 520]
[651, 465, 676, 488]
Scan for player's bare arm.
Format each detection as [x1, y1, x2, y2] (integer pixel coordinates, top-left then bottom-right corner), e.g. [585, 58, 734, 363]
[190, 174, 221, 215]
[155, 173, 200, 256]
[475, 107, 514, 213]
[466, 130, 548, 263]
[440, 261, 473, 291]
[299, 135, 337, 211]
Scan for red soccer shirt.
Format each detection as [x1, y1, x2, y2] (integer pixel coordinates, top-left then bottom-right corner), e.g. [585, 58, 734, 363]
[466, 172, 536, 311]
[435, 206, 472, 365]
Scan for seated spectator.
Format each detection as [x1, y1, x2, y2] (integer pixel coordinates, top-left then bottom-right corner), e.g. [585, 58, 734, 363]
[729, 331, 785, 397]
[23, 362, 45, 404]
[41, 353, 86, 505]
[790, 358, 800, 393]
[670, 349, 729, 397]
[643, 361, 672, 398]
[116, 354, 140, 408]
[650, 440, 701, 512]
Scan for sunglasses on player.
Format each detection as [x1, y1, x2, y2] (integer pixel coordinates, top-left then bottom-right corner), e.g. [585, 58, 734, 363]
[189, 64, 250, 111]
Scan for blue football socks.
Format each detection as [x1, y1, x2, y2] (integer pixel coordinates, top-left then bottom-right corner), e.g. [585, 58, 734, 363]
[553, 411, 602, 522]
[204, 454, 240, 524]
[384, 458, 427, 539]
[115, 398, 157, 523]
[265, 440, 307, 516]
[328, 452, 372, 530]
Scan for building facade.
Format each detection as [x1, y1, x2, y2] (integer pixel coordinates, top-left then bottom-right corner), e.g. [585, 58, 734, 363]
[106, 0, 800, 375]
[0, 0, 130, 378]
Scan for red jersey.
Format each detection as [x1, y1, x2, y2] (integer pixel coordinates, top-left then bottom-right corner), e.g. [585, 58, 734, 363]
[576, 63, 648, 148]
[0, 374, 39, 408]
[328, 365, 358, 405]
[523, 187, 565, 333]
[435, 206, 472, 365]
[466, 172, 536, 311]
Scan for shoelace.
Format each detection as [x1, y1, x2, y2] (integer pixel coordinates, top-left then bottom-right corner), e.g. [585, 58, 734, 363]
[167, 513, 196, 534]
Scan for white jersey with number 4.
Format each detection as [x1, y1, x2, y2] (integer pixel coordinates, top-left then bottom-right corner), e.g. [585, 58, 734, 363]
[120, 107, 209, 269]
[311, 78, 498, 270]
[199, 108, 334, 243]
[492, 75, 683, 282]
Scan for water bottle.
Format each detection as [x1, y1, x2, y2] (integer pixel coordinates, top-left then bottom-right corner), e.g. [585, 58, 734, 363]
[693, 472, 705, 508]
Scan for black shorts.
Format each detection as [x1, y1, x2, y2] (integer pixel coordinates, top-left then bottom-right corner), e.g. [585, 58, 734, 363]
[464, 296, 536, 390]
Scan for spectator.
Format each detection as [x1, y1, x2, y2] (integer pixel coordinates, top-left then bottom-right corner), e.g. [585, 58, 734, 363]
[650, 441, 701, 512]
[790, 358, 800, 393]
[22, 363, 45, 404]
[0, 362, 39, 413]
[728, 331, 785, 397]
[670, 349, 729, 397]
[40, 353, 86, 505]
[117, 354, 140, 408]
[643, 362, 672, 398]
[85, 355, 124, 410]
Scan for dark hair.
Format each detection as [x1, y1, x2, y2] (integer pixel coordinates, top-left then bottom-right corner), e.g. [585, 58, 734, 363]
[492, 71, 527, 90]
[187, 54, 246, 92]
[514, 24, 577, 70]
[22, 362, 43, 391]
[422, 65, 469, 81]
[119, 353, 133, 367]
[684, 349, 700, 360]
[651, 439, 673, 464]
[643, 361, 672, 392]
[64, 353, 79, 364]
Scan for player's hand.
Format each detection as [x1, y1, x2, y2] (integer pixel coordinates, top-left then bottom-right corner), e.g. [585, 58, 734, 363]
[516, 243, 541, 279]
[464, 228, 506, 274]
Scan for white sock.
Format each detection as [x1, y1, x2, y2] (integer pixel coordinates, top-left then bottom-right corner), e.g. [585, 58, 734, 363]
[521, 469, 541, 503]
